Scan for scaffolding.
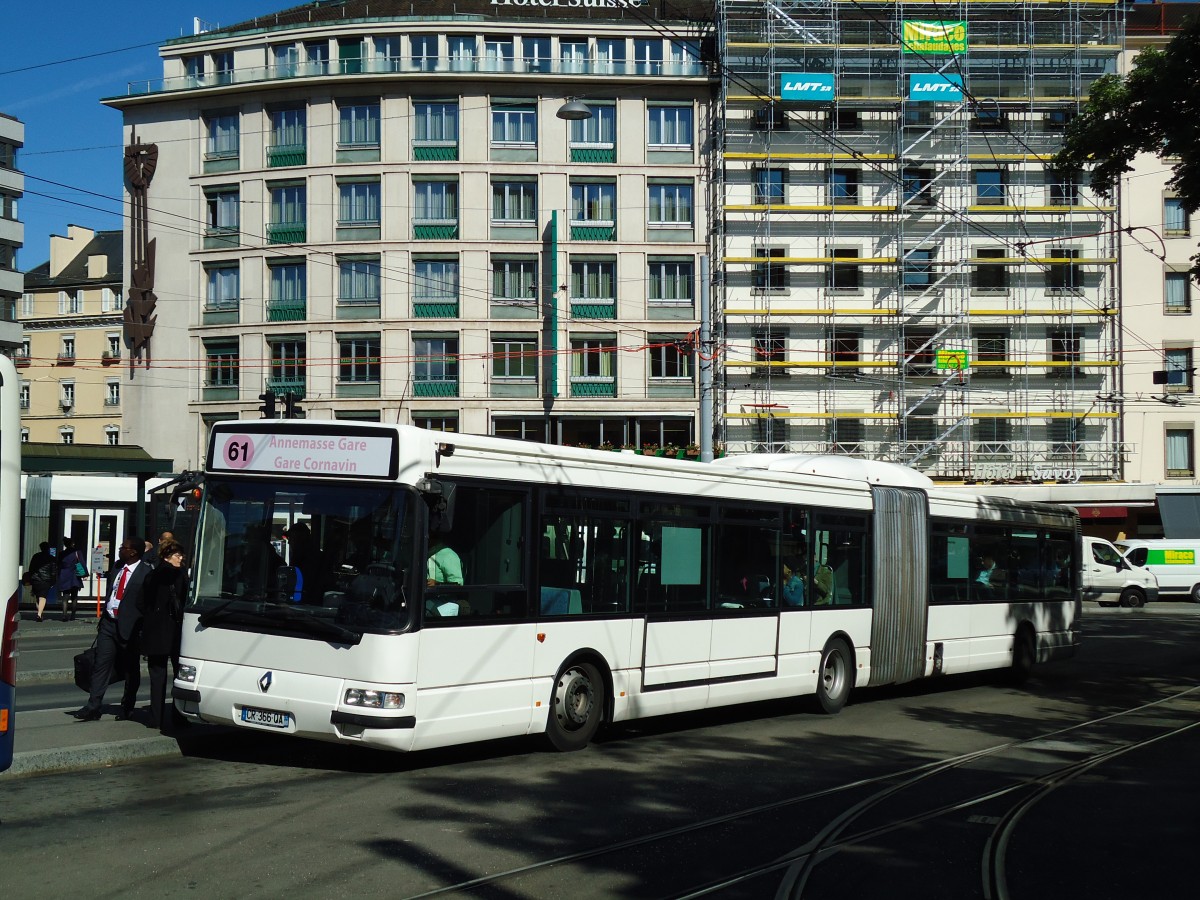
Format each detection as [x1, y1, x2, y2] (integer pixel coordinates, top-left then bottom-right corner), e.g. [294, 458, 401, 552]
[715, 0, 1127, 482]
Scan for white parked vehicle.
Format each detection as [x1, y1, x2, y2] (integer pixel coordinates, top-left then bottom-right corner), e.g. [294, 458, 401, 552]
[1115, 539, 1200, 603]
[1082, 537, 1159, 608]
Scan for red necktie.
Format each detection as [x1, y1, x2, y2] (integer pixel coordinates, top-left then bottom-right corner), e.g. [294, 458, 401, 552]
[116, 568, 128, 603]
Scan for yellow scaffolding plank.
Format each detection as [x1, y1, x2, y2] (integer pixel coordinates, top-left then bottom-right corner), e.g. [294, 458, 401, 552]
[723, 308, 900, 316]
[725, 204, 899, 213]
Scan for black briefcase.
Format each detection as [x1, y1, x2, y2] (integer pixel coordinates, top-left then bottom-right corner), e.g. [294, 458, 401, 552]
[73, 640, 124, 692]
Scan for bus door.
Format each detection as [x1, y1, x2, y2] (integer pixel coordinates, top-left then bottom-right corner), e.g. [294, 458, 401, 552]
[869, 486, 928, 685]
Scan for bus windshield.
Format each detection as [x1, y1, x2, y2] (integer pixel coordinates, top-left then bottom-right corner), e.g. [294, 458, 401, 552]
[189, 477, 417, 637]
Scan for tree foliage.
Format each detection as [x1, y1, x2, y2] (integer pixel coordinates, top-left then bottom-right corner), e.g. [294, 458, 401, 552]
[1055, 17, 1200, 276]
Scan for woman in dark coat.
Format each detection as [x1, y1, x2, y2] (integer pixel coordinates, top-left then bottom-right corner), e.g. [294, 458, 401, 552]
[138, 539, 188, 732]
[56, 538, 85, 621]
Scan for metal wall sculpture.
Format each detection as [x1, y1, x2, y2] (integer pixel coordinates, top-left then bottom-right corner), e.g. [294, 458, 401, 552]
[124, 133, 158, 374]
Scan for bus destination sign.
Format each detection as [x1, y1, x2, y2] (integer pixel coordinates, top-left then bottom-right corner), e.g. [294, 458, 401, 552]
[213, 431, 396, 478]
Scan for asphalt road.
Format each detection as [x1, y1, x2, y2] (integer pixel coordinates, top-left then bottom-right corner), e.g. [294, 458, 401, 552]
[2, 610, 1198, 899]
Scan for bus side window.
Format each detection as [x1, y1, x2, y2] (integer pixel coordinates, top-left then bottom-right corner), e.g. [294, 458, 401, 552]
[537, 515, 630, 616]
[429, 485, 526, 620]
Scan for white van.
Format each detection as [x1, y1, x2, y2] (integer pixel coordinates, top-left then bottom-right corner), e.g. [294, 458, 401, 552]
[1082, 537, 1159, 607]
[1115, 539, 1200, 602]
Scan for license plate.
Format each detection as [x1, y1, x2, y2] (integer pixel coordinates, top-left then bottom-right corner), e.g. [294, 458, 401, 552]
[241, 706, 290, 728]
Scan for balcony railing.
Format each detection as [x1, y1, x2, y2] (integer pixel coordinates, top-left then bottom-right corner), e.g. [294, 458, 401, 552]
[267, 222, 306, 244]
[56, 352, 76, 366]
[125, 56, 707, 96]
[414, 379, 459, 398]
[267, 298, 306, 322]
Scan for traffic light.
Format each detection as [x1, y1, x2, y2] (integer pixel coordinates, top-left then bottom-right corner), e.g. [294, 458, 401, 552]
[258, 390, 278, 419]
[283, 392, 304, 420]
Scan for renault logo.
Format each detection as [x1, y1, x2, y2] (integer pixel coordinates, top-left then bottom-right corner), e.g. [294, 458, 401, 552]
[259, 671, 273, 693]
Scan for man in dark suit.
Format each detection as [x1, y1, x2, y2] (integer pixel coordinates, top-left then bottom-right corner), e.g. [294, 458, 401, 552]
[72, 536, 151, 722]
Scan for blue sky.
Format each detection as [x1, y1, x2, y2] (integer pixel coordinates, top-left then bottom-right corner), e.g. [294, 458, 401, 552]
[4, 2, 281, 267]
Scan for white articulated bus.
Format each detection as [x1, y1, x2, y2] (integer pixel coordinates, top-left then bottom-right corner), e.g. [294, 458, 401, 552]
[176, 421, 1081, 753]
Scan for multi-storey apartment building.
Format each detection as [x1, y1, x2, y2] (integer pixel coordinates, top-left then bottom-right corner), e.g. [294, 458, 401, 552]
[1120, 2, 1200, 486]
[103, 0, 713, 467]
[716, 1, 1126, 485]
[0, 113, 23, 353]
[18, 227, 124, 444]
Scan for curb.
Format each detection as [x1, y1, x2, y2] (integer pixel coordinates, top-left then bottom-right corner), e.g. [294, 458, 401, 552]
[4, 734, 184, 777]
[17, 664, 152, 686]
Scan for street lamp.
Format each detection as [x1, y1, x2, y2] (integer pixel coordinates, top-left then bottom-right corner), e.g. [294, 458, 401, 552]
[556, 98, 593, 120]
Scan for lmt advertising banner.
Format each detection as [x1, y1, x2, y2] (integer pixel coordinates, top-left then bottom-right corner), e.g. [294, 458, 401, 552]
[903, 20, 967, 54]
[909, 73, 964, 102]
[780, 72, 835, 102]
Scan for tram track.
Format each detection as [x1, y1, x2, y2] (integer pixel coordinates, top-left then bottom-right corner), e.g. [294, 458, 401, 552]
[400, 684, 1200, 899]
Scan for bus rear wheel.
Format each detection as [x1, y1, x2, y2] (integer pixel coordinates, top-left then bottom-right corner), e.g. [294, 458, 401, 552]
[546, 661, 605, 752]
[816, 638, 853, 714]
[1119, 587, 1145, 608]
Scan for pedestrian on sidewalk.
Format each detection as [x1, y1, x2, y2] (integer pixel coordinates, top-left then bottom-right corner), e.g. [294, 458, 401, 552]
[57, 537, 85, 622]
[72, 536, 150, 722]
[25, 542, 55, 623]
[139, 539, 188, 732]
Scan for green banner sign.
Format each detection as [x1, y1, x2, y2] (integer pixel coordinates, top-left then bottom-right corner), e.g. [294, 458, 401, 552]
[1147, 548, 1196, 566]
[936, 349, 970, 370]
[903, 20, 967, 54]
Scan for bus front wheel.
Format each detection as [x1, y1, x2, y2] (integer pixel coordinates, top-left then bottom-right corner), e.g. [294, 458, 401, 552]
[546, 661, 605, 751]
[816, 638, 854, 714]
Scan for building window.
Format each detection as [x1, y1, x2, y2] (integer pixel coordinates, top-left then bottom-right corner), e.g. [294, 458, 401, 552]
[205, 113, 239, 161]
[1048, 169, 1079, 206]
[648, 182, 693, 226]
[492, 258, 537, 304]
[1166, 427, 1195, 477]
[571, 182, 616, 225]
[973, 416, 1012, 448]
[414, 258, 459, 316]
[830, 168, 860, 205]
[975, 169, 1005, 205]
[413, 180, 458, 236]
[269, 339, 306, 397]
[648, 105, 692, 149]
[19, 381, 29, 410]
[1046, 247, 1082, 293]
[20, 292, 33, 316]
[648, 259, 694, 304]
[204, 186, 240, 239]
[413, 101, 459, 157]
[828, 248, 861, 291]
[491, 181, 536, 224]
[268, 261, 306, 321]
[268, 183, 307, 243]
[904, 328, 936, 376]
[1165, 347, 1194, 394]
[101, 287, 120, 312]
[902, 168, 934, 206]
[413, 413, 459, 433]
[1166, 272, 1192, 314]
[205, 263, 239, 310]
[752, 330, 786, 376]
[448, 35, 475, 71]
[754, 104, 788, 131]
[60, 428, 75, 445]
[976, 332, 1009, 378]
[570, 259, 616, 317]
[338, 179, 381, 228]
[410, 34, 438, 70]
[184, 54, 205, 82]
[59, 335, 76, 362]
[338, 335, 381, 383]
[973, 248, 1008, 292]
[1050, 417, 1086, 457]
[205, 340, 239, 387]
[827, 108, 859, 130]
[634, 37, 664, 74]
[1165, 197, 1190, 236]
[491, 103, 536, 145]
[522, 35, 551, 72]
[339, 101, 380, 147]
[828, 417, 864, 451]
[60, 381, 75, 408]
[828, 329, 861, 377]
[492, 335, 538, 380]
[267, 107, 307, 167]
[0, 140, 17, 170]
[105, 427, 120, 447]
[58, 290, 81, 314]
[271, 43, 298, 77]
[649, 336, 693, 381]
[414, 336, 460, 397]
[338, 256, 381, 304]
[105, 380, 120, 406]
[569, 105, 616, 160]
[972, 106, 1007, 130]
[483, 36, 517, 71]
[903, 248, 936, 290]
[20, 428, 28, 443]
[1048, 329, 1082, 378]
[569, 337, 616, 396]
[107, 333, 121, 358]
[559, 39, 588, 73]
[752, 247, 788, 291]
[213, 51, 234, 82]
[596, 37, 626, 74]
[753, 168, 786, 205]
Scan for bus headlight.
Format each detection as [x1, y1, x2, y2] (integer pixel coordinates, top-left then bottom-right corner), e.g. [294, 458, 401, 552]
[177, 665, 197, 683]
[344, 689, 404, 710]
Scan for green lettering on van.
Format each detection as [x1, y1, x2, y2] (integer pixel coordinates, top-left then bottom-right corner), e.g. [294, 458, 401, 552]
[1147, 549, 1195, 565]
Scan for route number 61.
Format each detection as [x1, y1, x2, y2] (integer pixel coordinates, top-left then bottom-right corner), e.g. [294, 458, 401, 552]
[222, 434, 255, 469]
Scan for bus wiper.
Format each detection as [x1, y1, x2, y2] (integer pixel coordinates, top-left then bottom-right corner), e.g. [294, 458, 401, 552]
[261, 606, 362, 645]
